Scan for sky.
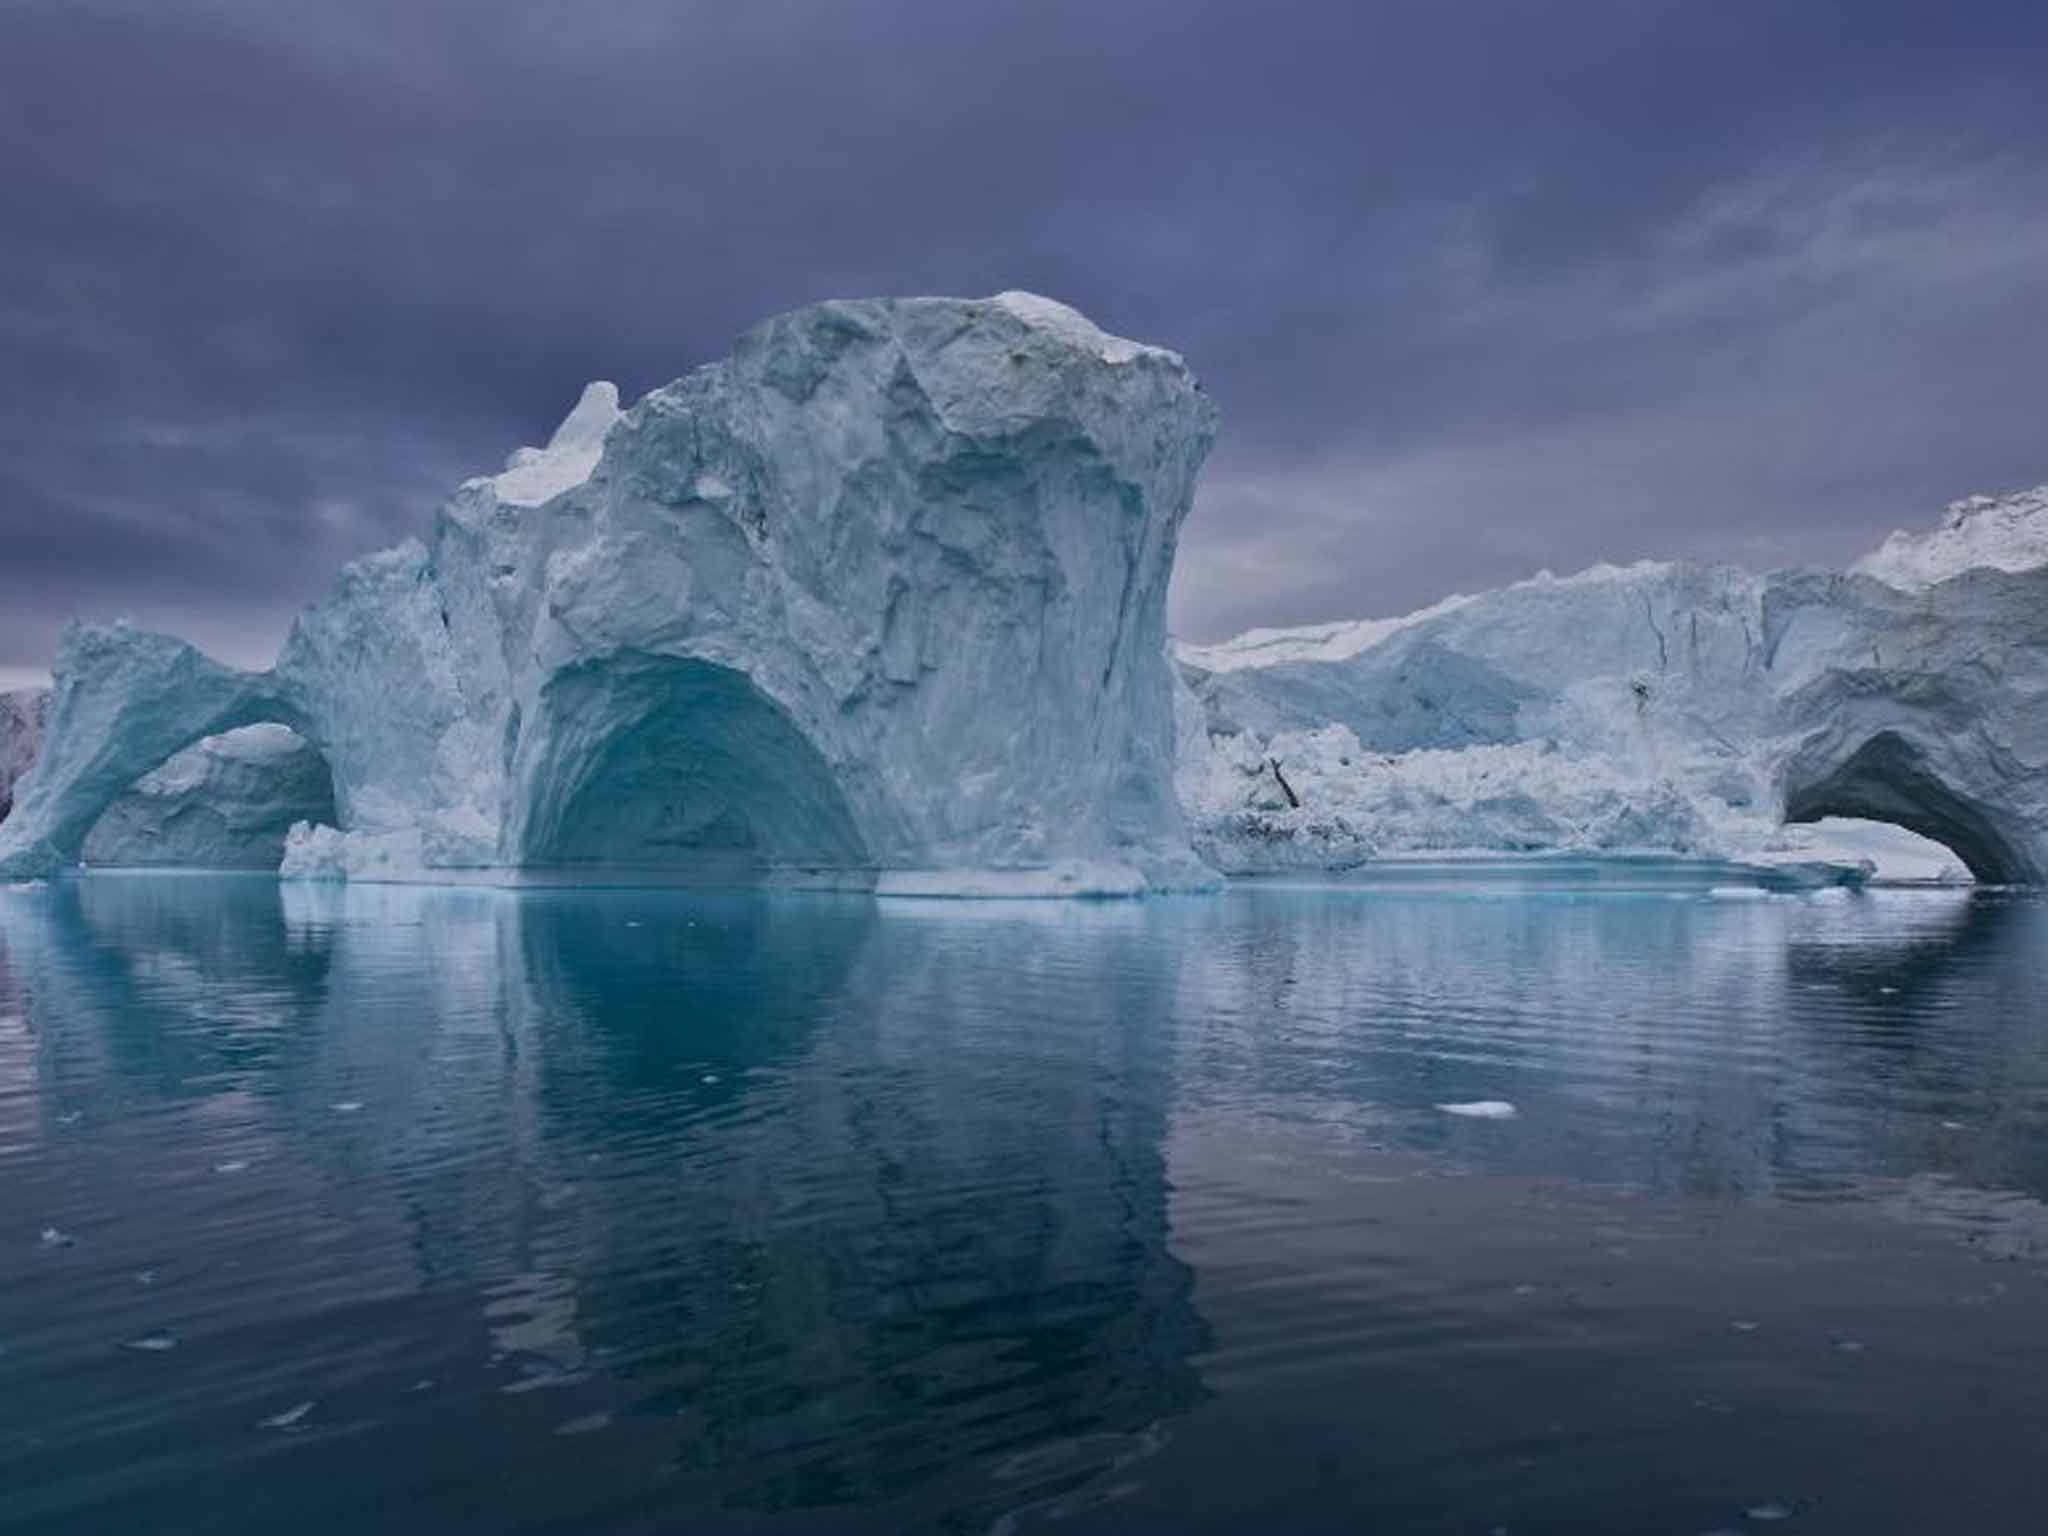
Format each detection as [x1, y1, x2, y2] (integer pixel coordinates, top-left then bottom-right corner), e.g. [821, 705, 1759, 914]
[4, 0, 2046, 686]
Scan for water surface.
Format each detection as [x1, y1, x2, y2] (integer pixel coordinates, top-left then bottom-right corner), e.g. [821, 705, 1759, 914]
[5, 874, 2048, 1533]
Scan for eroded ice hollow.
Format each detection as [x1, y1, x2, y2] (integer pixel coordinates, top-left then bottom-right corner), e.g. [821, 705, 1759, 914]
[81, 725, 336, 870]
[3, 295, 2047, 893]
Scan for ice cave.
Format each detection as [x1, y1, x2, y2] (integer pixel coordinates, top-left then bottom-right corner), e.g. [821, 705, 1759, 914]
[509, 656, 872, 884]
[1782, 732, 2032, 885]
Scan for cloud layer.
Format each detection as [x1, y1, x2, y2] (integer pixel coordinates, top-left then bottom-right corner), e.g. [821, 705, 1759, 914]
[5, 0, 2045, 679]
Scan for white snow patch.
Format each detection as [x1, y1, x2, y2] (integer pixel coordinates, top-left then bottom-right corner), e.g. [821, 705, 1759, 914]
[990, 291, 1168, 366]
[1175, 562, 1674, 674]
[1176, 592, 1477, 673]
[1853, 485, 2048, 591]
[483, 381, 622, 508]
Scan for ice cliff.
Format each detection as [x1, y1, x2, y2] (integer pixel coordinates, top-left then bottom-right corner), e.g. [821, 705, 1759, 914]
[1178, 485, 2048, 883]
[0, 294, 1216, 892]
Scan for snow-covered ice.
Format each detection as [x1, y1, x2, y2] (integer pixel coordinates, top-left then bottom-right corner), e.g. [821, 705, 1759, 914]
[1853, 484, 2048, 591]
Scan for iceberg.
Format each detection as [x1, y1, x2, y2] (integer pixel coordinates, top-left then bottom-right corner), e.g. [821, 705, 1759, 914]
[3, 287, 2044, 894]
[0, 295, 1217, 893]
[1177, 488, 2048, 884]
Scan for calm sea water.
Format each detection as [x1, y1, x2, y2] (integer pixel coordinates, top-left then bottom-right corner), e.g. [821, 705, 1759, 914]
[5, 873, 2048, 1534]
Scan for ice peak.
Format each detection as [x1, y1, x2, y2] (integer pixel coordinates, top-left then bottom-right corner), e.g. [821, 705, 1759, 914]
[988, 291, 1168, 367]
[1852, 483, 2048, 592]
[486, 380, 624, 508]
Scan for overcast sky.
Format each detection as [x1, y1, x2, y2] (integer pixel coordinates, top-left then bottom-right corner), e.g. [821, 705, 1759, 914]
[4, 0, 2046, 685]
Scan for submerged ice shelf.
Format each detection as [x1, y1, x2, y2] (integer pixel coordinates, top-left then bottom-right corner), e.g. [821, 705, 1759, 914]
[0, 294, 2045, 892]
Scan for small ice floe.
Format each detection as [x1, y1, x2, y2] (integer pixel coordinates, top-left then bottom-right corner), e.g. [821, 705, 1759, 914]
[554, 1411, 612, 1437]
[1878, 986, 1900, 996]
[330, 1101, 364, 1114]
[1941, 1120, 1968, 1131]
[1744, 1501, 1793, 1521]
[38, 1226, 74, 1249]
[1730, 1319, 1761, 1332]
[625, 921, 642, 929]
[213, 1159, 250, 1174]
[260, 1400, 316, 1430]
[701, 1074, 720, 1085]
[1830, 1335, 1866, 1354]
[1437, 1100, 1518, 1120]
[120, 1330, 179, 1353]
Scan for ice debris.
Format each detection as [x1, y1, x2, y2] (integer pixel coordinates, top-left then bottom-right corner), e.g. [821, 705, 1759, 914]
[1437, 1100, 1518, 1120]
[260, 1400, 317, 1430]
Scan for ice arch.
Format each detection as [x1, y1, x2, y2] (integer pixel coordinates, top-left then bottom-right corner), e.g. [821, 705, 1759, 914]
[511, 655, 872, 885]
[83, 725, 338, 869]
[0, 627, 318, 876]
[1781, 730, 2040, 885]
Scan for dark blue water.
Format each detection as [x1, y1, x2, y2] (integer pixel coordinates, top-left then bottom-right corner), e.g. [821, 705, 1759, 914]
[6, 875, 2048, 1534]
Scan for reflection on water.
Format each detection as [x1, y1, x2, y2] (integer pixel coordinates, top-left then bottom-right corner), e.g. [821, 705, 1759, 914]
[3, 876, 2048, 1533]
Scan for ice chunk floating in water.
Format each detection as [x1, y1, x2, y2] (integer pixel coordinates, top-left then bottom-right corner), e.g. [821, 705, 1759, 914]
[1437, 1100, 1519, 1120]
[0, 294, 1216, 895]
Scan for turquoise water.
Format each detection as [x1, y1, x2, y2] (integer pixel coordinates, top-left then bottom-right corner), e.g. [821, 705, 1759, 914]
[5, 874, 2048, 1533]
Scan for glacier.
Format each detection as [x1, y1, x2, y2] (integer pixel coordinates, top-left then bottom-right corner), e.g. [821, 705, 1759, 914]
[1178, 486, 2048, 884]
[0, 294, 1217, 893]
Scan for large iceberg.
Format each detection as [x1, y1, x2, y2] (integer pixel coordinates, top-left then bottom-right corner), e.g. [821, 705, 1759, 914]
[1178, 486, 2048, 883]
[4, 292, 2044, 892]
[0, 295, 1217, 893]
